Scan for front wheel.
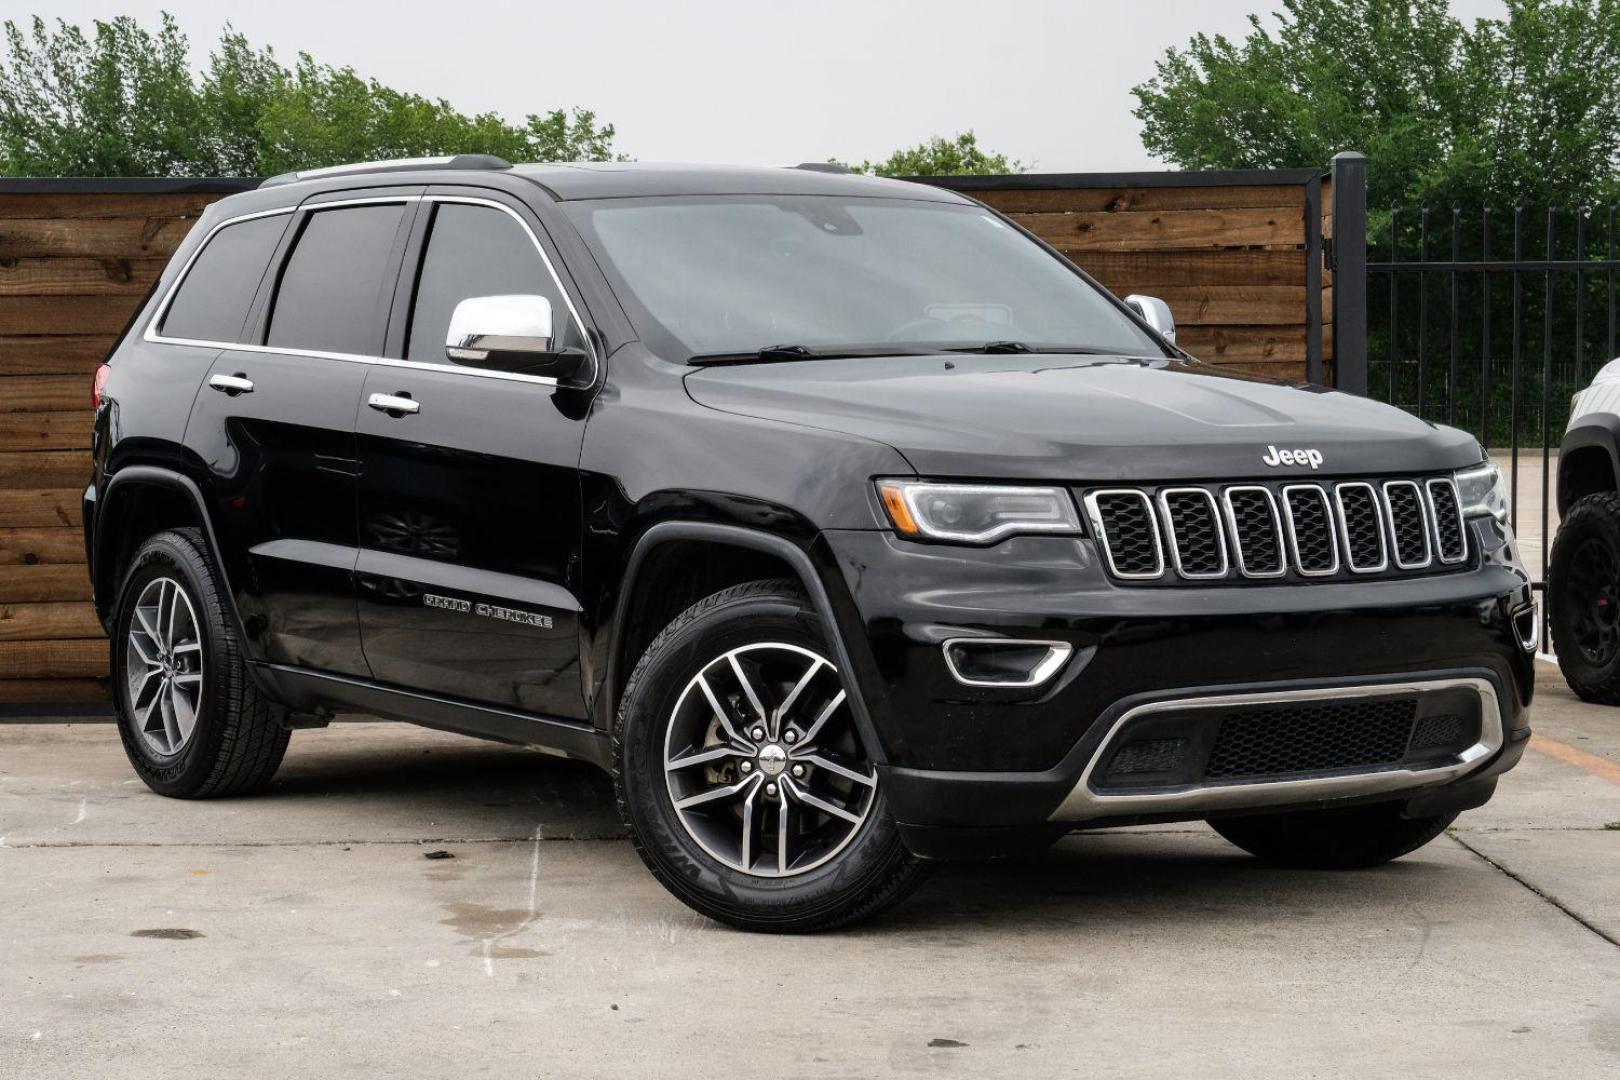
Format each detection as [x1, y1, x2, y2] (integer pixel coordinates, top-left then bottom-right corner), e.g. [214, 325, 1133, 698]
[1208, 803, 1458, 869]
[1550, 492, 1620, 703]
[613, 579, 928, 932]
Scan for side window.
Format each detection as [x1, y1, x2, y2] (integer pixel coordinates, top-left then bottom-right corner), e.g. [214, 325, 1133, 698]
[266, 203, 407, 355]
[159, 214, 287, 343]
[405, 202, 579, 367]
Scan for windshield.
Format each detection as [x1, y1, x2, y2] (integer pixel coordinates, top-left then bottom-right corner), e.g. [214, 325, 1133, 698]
[563, 195, 1166, 361]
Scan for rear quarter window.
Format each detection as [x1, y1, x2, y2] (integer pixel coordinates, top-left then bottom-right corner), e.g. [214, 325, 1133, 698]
[158, 213, 288, 343]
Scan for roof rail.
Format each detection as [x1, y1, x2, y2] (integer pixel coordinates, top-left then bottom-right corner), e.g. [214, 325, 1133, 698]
[792, 162, 852, 174]
[259, 153, 513, 189]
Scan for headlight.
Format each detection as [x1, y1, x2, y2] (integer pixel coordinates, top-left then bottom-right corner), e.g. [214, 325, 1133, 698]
[1454, 460, 1510, 525]
[875, 480, 1082, 544]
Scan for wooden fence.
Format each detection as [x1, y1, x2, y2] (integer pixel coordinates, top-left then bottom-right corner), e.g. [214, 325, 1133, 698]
[922, 168, 1333, 384]
[0, 167, 1339, 708]
[0, 178, 252, 705]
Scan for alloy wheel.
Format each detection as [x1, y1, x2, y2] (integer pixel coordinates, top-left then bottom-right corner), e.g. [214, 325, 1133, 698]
[125, 576, 205, 756]
[1566, 537, 1620, 665]
[663, 642, 877, 878]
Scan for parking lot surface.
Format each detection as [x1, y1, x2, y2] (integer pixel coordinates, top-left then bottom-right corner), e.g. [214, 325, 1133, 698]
[3, 664, 1618, 1079]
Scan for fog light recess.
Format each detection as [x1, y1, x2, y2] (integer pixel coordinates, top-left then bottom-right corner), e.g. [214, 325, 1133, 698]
[942, 638, 1073, 688]
[1512, 605, 1539, 654]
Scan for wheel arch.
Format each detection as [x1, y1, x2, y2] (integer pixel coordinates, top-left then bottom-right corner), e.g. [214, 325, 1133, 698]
[92, 466, 245, 639]
[1559, 414, 1620, 515]
[599, 521, 887, 764]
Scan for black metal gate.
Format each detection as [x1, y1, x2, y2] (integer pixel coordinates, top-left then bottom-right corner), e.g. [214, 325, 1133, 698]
[1330, 152, 1620, 656]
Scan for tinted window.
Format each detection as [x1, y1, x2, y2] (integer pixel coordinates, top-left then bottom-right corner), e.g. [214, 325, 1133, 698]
[565, 196, 1162, 359]
[267, 203, 406, 355]
[406, 203, 576, 367]
[160, 214, 287, 343]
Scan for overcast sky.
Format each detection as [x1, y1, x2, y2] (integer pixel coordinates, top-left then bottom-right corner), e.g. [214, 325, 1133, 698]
[35, 1, 1509, 171]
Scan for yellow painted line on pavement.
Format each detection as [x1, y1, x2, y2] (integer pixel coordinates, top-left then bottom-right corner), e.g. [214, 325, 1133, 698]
[1529, 732, 1620, 786]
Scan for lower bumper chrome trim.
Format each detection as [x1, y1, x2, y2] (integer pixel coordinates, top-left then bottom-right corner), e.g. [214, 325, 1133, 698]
[1048, 676, 1504, 822]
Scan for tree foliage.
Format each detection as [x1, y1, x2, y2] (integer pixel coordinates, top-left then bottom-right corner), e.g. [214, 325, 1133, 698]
[0, 13, 618, 176]
[843, 131, 1024, 177]
[1132, 0, 1620, 210]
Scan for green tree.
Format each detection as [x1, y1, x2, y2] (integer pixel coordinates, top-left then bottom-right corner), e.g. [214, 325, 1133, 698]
[843, 131, 1024, 177]
[0, 12, 620, 176]
[1131, 0, 1620, 210]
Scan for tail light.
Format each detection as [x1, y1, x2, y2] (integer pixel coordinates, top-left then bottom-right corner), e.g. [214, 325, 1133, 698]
[92, 363, 111, 409]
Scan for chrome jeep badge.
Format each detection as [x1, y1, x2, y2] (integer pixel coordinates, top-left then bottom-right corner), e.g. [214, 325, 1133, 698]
[1261, 445, 1324, 469]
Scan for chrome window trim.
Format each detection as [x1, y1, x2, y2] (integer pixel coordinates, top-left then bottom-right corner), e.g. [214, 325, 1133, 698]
[1156, 486, 1229, 580]
[142, 194, 599, 390]
[1048, 676, 1505, 822]
[1082, 489, 1165, 580]
[1280, 483, 1340, 577]
[941, 638, 1074, 689]
[1426, 478, 1470, 564]
[1381, 479, 1434, 570]
[1220, 485, 1287, 579]
[1333, 481, 1390, 574]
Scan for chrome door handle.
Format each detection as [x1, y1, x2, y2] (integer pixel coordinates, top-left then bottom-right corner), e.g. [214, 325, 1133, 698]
[367, 392, 420, 416]
[208, 373, 254, 395]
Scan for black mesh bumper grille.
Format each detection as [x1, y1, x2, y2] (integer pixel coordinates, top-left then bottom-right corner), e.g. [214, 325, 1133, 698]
[1205, 699, 1416, 778]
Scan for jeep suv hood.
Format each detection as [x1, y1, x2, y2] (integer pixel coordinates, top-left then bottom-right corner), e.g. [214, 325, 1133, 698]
[684, 355, 1481, 481]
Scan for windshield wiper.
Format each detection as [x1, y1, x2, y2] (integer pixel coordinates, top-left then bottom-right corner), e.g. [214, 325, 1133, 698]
[946, 340, 1034, 354]
[689, 344, 925, 366]
[943, 341, 1144, 356]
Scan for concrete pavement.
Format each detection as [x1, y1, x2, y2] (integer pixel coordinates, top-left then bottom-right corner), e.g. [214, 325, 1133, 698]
[3, 665, 1618, 1079]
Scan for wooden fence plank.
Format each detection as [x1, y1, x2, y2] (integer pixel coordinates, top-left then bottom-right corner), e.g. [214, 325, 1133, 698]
[0, 374, 91, 411]
[0, 638, 107, 679]
[0, 526, 85, 565]
[975, 185, 1308, 214]
[1068, 250, 1307, 287]
[0, 192, 218, 220]
[0, 216, 196, 258]
[1020, 208, 1304, 252]
[0, 295, 136, 336]
[0, 562, 90, 602]
[0, 488, 82, 527]
[0, 411, 94, 451]
[1177, 325, 1308, 363]
[0, 450, 88, 489]
[0, 336, 115, 375]
[0, 601, 102, 641]
[1098, 285, 1309, 326]
[0, 677, 109, 703]
[0, 256, 165, 296]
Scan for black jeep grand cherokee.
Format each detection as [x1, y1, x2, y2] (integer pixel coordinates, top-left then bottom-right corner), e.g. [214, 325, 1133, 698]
[86, 156, 1536, 931]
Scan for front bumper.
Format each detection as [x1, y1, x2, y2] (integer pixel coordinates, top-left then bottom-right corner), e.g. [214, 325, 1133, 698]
[819, 517, 1534, 854]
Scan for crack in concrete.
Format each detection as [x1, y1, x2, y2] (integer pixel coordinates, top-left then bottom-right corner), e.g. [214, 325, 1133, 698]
[0, 834, 626, 849]
[1448, 832, 1620, 950]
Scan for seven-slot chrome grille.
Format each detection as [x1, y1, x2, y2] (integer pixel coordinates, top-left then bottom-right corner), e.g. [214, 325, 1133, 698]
[1083, 477, 1469, 584]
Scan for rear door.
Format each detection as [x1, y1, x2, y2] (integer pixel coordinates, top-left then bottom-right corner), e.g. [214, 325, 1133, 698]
[184, 190, 418, 675]
[354, 189, 596, 718]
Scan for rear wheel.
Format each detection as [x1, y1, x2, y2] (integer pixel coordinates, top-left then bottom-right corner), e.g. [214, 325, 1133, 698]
[1209, 803, 1457, 869]
[614, 579, 928, 932]
[111, 529, 289, 797]
[1550, 492, 1620, 704]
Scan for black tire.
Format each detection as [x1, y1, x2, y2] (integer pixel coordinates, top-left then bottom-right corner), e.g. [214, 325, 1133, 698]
[1208, 803, 1458, 869]
[613, 579, 929, 933]
[111, 528, 289, 797]
[1550, 492, 1620, 704]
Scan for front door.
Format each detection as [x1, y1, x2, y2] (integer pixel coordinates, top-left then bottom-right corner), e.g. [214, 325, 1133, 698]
[354, 192, 595, 718]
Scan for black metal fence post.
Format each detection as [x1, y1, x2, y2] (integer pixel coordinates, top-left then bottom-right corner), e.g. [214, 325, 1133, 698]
[1331, 152, 1369, 394]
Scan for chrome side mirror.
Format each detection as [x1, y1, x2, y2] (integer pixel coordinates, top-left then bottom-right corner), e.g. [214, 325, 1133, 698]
[1124, 294, 1177, 345]
[445, 294, 584, 380]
